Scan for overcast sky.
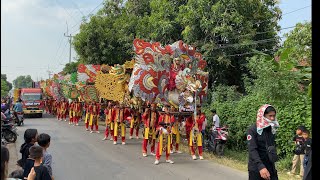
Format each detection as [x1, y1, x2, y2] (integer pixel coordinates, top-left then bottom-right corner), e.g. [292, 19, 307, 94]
[1, 0, 311, 83]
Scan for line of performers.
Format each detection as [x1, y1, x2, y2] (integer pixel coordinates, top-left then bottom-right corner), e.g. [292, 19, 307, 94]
[44, 97, 207, 165]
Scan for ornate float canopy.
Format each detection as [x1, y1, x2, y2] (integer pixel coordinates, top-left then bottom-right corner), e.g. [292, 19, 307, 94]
[129, 39, 209, 109]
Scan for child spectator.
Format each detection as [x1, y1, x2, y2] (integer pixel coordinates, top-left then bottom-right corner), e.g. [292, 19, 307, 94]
[287, 126, 306, 178]
[23, 156, 35, 179]
[28, 145, 52, 180]
[17, 129, 38, 169]
[302, 129, 311, 170]
[37, 133, 53, 179]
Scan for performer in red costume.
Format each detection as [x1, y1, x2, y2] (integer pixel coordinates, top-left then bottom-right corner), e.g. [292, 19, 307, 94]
[185, 115, 193, 143]
[56, 98, 62, 121]
[68, 100, 73, 125]
[142, 103, 159, 157]
[73, 101, 82, 126]
[129, 108, 141, 139]
[102, 101, 114, 141]
[84, 102, 90, 131]
[89, 102, 100, 133]
[154, 105, 175, 165]
[112, 102, 131, 145]
[189, 106, 206, 160]
[59, 98, 67, 121]
[170, 106, 182, 154]
[168, 57, 185, 90]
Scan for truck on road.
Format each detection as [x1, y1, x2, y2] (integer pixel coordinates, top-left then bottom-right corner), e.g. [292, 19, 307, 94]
[13, 88, 44, 117]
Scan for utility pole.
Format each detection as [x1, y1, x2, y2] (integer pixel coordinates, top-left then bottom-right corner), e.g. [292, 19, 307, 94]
[47, 65, 53, 79]
[64, 21, 73, 63]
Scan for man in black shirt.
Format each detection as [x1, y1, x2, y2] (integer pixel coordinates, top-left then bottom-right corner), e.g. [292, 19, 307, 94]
[287, 125, 306, 178]
[247, 104, 279, 180]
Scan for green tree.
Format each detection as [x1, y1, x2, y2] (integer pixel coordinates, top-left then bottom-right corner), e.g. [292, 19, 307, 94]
[207, 21, 312, 157]
[62, 61, 80, 75]
[1, 74, 12, 91]
[177, 0, 281, 92]
[1, 79, 9, 97]
[13, 75, 33, 88]
[73, 0, 280, 94]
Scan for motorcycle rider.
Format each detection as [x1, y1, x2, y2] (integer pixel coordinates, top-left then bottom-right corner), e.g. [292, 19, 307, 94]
[13, 98, 24, 121]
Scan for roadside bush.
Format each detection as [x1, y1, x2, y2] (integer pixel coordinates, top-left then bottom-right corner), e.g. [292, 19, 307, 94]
[204, 55, 311, 158]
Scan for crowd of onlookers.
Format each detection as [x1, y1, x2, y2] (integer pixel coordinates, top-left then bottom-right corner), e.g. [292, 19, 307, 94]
[1, 129, 53, 180]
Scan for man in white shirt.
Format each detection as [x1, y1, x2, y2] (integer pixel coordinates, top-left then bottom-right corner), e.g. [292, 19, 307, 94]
[211, 109, 220, 128]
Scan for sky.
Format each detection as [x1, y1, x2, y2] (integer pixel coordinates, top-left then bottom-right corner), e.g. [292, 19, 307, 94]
[1, 0, 311, 83]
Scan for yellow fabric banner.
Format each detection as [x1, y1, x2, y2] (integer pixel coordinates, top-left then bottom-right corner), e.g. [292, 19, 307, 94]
[89, 114, 93, 125]
[114, 122, 118, 136]
[85, 113, 89, 123]
[130, 118, 134, 128]
[121, 123, 125, 137]
[144, 127, 149, 139]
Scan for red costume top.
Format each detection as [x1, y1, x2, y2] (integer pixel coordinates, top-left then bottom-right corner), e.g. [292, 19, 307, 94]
[195, 113, 206, 132]
[157, 113, 174, 130]
[112, 107, 131, 123]
[185, 116, 194, 132]
[142, 110, 159, 128]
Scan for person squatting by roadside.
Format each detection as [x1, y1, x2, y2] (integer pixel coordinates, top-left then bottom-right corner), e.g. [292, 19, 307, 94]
[247, 104, 280, 180]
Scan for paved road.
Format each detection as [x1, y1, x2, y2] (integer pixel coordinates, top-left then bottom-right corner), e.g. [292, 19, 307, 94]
[14, 114, 247, 180]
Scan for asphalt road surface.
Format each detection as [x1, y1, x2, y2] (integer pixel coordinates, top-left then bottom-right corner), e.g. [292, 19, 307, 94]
[14, 114, 247, 180]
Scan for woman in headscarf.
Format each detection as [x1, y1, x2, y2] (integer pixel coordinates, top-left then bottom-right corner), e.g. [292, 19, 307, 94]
[247, 104, 280, 180]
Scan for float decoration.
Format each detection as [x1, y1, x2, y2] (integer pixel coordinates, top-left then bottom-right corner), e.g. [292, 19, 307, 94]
[129, 39, 209, 109]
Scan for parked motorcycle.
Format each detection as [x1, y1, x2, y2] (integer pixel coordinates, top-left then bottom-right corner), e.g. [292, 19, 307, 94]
[205, 126, 229, 156]
[1, 122, 18, 143]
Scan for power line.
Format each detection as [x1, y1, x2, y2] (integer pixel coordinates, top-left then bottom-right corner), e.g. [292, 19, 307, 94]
[70, 1, 104, 34]
[212, 36, 283, 50]
[282, 5, 311, 16]
[53, 40, 69, 71]
[69, 0, 86, 17]
[205, 44, 308, 58]
[51, 36, 66, 67]
[253, 5, 311, 26]
[215, 25, 295, 43]
[54, 0, 78, 24]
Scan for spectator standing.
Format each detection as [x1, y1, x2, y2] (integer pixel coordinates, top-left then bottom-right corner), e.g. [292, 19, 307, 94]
[17, 129, 38, 169]
[302, 129, 311, 172]
[247, 104, 280, 180]
[287, 126, 306, 178]
[37, 133, 53, 179]
[211, 109, 220, 128]
[28, 145, 52, 180]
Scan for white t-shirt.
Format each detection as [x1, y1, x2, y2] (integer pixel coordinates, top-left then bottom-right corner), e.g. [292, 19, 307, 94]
[212, 114, 220, 128]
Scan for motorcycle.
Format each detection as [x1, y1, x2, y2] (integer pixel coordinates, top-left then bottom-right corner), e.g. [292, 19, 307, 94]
[205, 126, 229, 156]
[12, 111, 24, 126]
[1, 122, 18, 143]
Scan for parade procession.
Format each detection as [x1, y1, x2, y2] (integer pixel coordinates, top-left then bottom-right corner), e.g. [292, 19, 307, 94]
[40, 39, 209, 165]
